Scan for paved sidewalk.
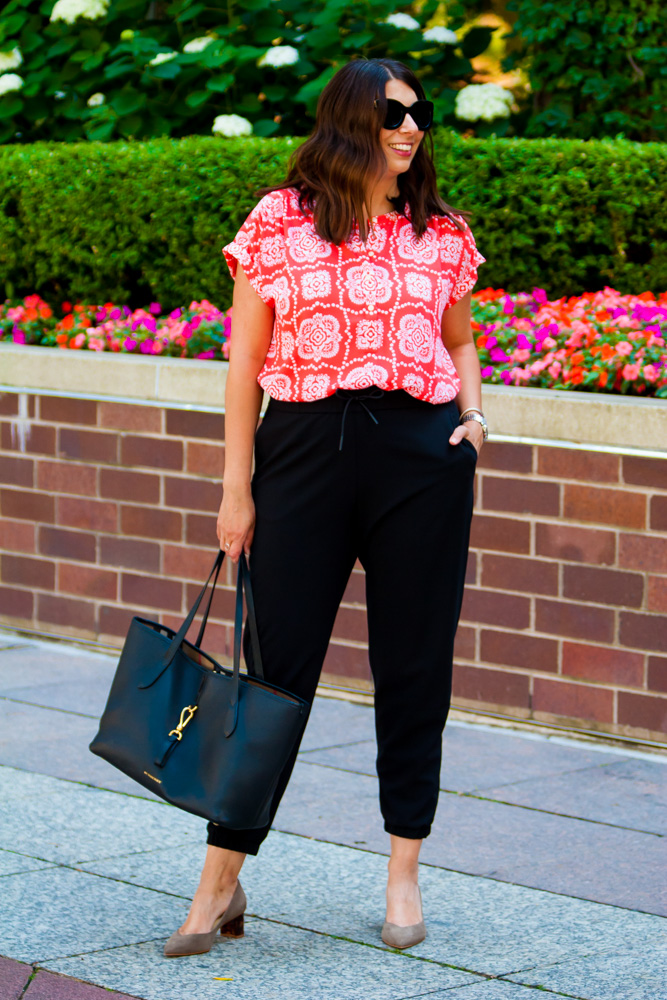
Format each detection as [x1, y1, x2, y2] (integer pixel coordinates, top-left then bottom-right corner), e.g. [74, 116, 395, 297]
[0, 629, 666, 1000]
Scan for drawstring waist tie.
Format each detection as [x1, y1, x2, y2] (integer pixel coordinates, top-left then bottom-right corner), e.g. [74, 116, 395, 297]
[334, 387, 385, 451]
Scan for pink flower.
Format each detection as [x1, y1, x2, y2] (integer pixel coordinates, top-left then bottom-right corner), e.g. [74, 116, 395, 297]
[512, 348, 532, 362]
[542, 336, 557, 349]
[548, 362, 562, 378]
[616, 341, 633, 356]
[622, 363, 640, 381]
[642, 364, 659, 382]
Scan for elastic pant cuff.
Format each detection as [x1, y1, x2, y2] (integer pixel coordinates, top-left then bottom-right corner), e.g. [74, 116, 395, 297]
[206, 822, 265, 857]
[384, 822, 432, 840]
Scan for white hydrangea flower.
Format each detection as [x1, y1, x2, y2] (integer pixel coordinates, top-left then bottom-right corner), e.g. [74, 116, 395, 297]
[423, 26, 458, 45]
[54, 90, 67, 100]
[149, 51, 178, 66]
[0, 73, 24, 97]
[258, 45, 299, 68]
[50, 0, 109, 24]
[383, 13, 420, 30]
[183, 36, 216, 53]
[0, 47, 23, 73]
[455, 83, 513, 122]
[212, 114, 253, 137]
[87, 92, 105, 107]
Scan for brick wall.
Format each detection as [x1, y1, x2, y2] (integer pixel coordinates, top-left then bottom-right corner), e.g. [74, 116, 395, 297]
[1, 388, 666, 743]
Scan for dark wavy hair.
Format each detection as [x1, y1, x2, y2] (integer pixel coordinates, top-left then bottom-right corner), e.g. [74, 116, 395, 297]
[258, 58, 468, 244]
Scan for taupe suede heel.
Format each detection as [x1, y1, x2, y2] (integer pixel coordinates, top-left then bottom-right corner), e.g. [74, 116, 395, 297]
[381, 886, 426, 950]
[163, 881, 246, 957]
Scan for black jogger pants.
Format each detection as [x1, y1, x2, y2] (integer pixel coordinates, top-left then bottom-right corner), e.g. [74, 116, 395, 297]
[207, 386, 477, 856]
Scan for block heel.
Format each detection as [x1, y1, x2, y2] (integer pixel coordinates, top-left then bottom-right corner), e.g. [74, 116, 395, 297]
[163, 880, 247, 957]
[220, 913, 244, 937]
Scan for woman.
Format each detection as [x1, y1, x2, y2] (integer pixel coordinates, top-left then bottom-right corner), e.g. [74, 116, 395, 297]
[164, 56, 487, 958]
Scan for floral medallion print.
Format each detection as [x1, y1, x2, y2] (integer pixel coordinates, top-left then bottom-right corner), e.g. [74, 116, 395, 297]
[355, 319, 384, 351]
[260, 235, 286, 270]
[405, 272, 433, 301]
[347, 224, 388, 256]
[432, 380, 456, 403]
[280, 328, 295, 361]
[401, 373, 425, 395]
[222, 189, 485, 403]
[263, 276, 290, 315]
[345, 263, 393, 306]
[259, 372, 292, 399]
[301, 373, 331, 400]
[398, 313, 435, 363]
[396, 225, 439, 265]
[439, 231, 464, 265]
[296, 313, 342, 362]
[340, 363, 389, 389]
[287, 223, 332, 263]
[301, 270, 332, 300]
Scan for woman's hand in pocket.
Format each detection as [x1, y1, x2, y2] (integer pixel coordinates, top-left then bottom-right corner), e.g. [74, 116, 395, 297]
[449, 420, 484, 456]
[217, 482, 255, 563]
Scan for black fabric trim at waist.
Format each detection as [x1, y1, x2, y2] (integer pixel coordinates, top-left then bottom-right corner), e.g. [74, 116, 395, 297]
[265, 388, 458, 413]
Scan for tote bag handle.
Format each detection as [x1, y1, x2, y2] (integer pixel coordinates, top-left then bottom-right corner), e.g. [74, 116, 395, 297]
[160, 549, 264, 737]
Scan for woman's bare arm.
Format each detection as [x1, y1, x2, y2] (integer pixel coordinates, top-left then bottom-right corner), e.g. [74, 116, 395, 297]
[217, 265, 274, 560]
[440, 289, 485, 453]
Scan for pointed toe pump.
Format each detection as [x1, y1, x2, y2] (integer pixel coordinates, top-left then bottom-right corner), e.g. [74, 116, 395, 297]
[381, 886, 426, 950]
[163, 881, 247, 958]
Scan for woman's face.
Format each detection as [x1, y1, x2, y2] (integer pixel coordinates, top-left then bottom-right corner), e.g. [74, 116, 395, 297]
[379, 77, 424, 177]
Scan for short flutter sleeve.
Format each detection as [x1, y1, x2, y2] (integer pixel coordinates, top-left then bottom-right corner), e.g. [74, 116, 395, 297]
[222, 189, 287, 308]
[438, 215, 486, 310]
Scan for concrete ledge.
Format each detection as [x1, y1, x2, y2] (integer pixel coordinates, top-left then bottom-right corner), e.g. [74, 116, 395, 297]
[1, 342, 666, 454]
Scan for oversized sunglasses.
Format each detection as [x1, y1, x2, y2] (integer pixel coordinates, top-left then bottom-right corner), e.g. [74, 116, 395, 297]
[378, 98, 434, 131]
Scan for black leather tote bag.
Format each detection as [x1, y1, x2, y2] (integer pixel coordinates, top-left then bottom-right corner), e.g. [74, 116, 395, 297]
[89, 549, 309, 829]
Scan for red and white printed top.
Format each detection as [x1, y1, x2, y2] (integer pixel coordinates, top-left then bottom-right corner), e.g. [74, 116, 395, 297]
[222, 187, 486, 403]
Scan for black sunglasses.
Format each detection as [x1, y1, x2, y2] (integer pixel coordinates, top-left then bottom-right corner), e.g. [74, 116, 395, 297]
[378, 98, 434, 131]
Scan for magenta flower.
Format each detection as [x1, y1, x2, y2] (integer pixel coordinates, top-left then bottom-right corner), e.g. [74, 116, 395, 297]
[490, 346, 511, 363]
[149, 302, 162, 315]
[123, 338, 137, 352]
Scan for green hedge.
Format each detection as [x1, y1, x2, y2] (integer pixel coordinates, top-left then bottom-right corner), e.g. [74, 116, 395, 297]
[1, 132, 665, 310]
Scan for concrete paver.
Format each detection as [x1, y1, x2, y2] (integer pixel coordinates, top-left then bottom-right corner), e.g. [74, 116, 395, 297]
[0, 957, 32, 1000]
[0, 630, 666, 1000]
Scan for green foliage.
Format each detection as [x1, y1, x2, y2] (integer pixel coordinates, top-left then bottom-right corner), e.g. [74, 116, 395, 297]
[0, 0, 495, 144]
[0, 133, 664, 310]
[503, 0, 666, 141]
